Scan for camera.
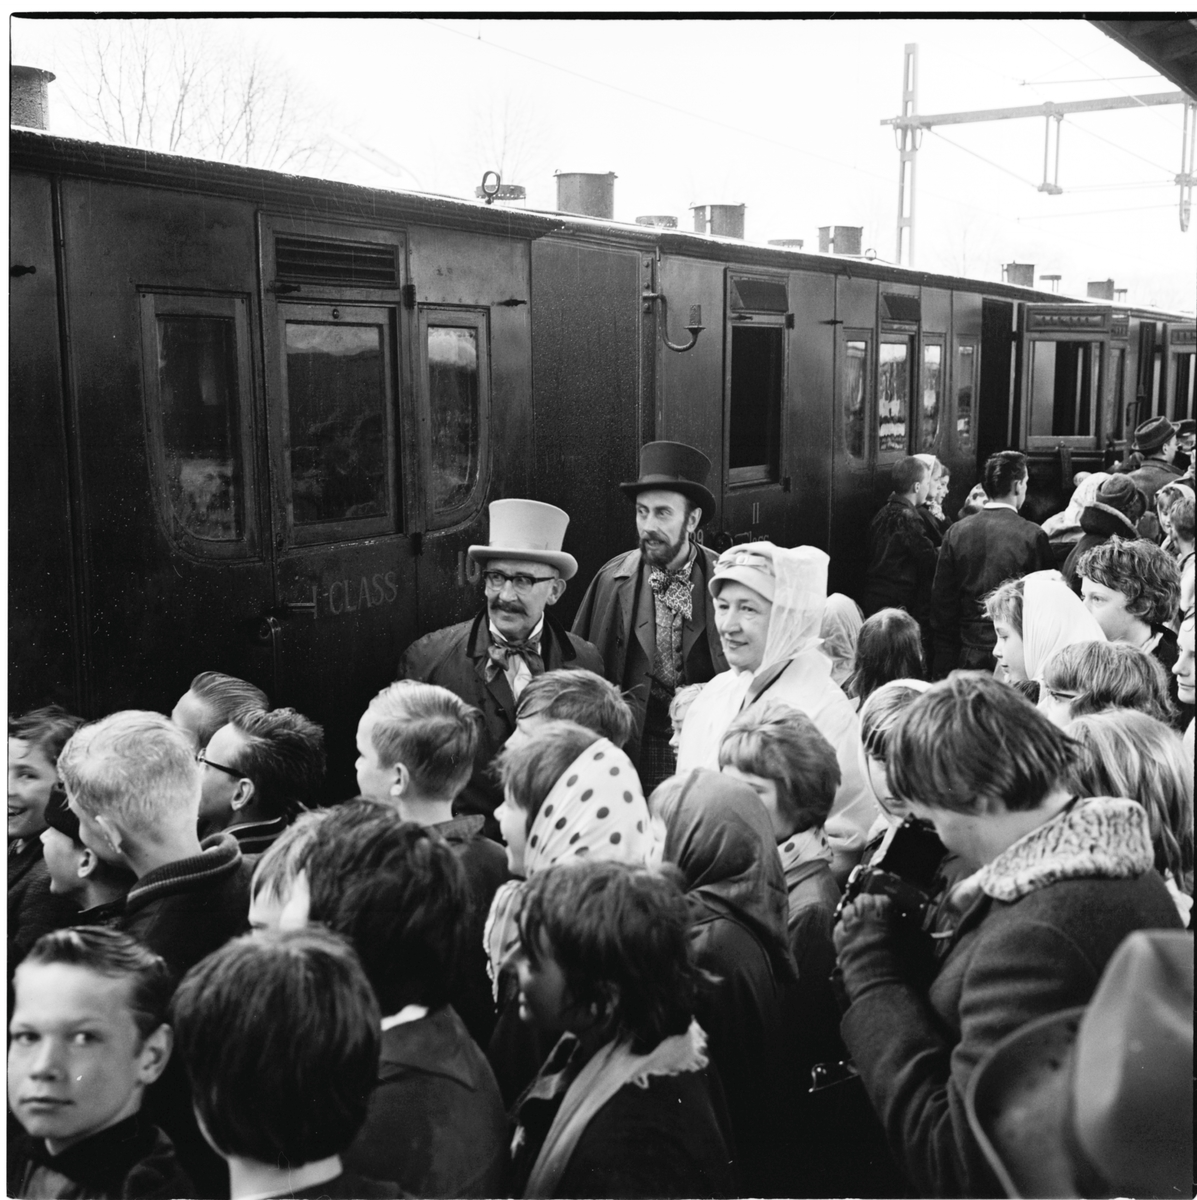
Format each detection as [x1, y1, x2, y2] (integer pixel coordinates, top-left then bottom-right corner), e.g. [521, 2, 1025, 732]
[836, 815, 948, 930]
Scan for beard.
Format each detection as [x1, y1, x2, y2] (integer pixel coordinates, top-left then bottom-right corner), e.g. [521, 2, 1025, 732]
[639, 529, 688, 567]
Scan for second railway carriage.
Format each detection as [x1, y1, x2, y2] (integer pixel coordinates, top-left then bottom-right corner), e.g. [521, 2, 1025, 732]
[10, 127, 1191, 791]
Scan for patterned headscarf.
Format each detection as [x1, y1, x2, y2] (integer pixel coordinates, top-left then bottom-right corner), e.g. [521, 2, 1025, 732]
[662, 769, 798, 985]
[484, 738, 652, 992]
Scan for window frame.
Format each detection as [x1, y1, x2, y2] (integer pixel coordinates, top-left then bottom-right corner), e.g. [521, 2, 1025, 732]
[417, 305, 492, 532]
[953, 336, 979, 452]
[840, 328, 873, 470]
[274, 302, 400, 547]
[918, 333, 945, 454]
[1023, 335, 1105, 451]
[877, 333, 914, 463]
[138, 290, 260, 560]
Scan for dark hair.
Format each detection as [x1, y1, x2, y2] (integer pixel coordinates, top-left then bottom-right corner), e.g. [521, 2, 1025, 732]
[845, 608, 926, 701]
[301, 802, 468, 1013]
[496, 720, 601, 831]
[1041, 641, 1175, 724]
[22, 927, 173, 1040]
[518, 860, 698, 1054]
[171, 929, 380, 1166]
[718, 700, 840, 832]
[515, 669, 635, 748]
[188, 672, 269, 746]
[364, 681, 480, 797]
[891, 456, 928, 495]
[1076, 536, 1181, 627]
[888, 672, 1078, 814]
[9, 705, 85, 766]
[229, 707, 326, 820]
[983, 451, 1028, 501]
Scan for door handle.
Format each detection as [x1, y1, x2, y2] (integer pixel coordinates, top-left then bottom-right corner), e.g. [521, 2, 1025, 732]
[248, 615, 283, 646]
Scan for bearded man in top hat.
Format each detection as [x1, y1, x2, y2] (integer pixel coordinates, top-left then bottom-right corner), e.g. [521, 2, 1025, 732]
[397, 499, 602, 833]
[571, 442, 728, 790]
[1127, 416, 1183, 508]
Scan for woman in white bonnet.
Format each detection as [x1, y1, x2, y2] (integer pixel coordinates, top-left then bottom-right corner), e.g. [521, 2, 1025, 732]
[676, 543, 877, 882]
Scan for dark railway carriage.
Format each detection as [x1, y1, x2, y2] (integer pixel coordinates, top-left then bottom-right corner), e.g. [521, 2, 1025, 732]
[9, 128, 1189, 792]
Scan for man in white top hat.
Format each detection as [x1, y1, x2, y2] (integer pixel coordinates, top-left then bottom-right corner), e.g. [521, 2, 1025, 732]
[397, 499, 602, 834]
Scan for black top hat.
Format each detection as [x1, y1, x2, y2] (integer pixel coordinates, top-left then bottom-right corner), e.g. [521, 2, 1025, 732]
[619, 441, 716, 516]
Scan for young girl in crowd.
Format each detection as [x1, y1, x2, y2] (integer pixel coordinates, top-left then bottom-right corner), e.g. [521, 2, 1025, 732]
[1065, 709, 1194, 925]
[857, 679, 930, 859]
[913, 453, 951, 546]
[8, 706, 85, 957]
[508, 861, 735, 1199]
[655, 768, 799, 1198]
[984, 569, 1105, 696]
[486, 720, 651, 1103]
[1036, 640, 1175, 729]
[844, 608, 926, 705]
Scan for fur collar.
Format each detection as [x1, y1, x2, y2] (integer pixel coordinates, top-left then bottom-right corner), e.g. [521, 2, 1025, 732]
[957, 796, 1154, 906]
[1079, 501, 1139, 539]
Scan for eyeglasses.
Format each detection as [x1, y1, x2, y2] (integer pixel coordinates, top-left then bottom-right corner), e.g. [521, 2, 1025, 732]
[196, 747, 245, 780]
[482, 570, 557, 595]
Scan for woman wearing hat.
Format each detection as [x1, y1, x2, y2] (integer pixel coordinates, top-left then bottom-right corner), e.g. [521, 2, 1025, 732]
[675, 544, 876, 881]
[1060, 474, 1146, 588]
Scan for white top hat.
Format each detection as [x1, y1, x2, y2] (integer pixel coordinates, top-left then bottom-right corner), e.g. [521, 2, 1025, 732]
[467, 499, 578, 580]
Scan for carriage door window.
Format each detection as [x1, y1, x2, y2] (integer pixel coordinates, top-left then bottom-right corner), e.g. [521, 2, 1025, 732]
[1028, 341, 1102, 440]
[919, 338, 943, 452]
[281, 306, 397, 541]
[1170, 330, 1195, 422]
[842, 334, 871, 461]
[140, 293, 257, 556]
[878, 338, 912, 455]
[1110, 347, 1127, 441]
[726, 275, 788, 485]
[420, 308, 490, 528]
[955, 340, 977, 448]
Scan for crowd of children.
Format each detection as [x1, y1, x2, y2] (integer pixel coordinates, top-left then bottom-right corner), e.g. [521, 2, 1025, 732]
[7, 445, 1195, 1200]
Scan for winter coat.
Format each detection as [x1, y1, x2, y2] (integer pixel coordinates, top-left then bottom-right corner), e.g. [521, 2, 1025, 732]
[398, 611, 602, 828]
[929, 506, 1055, 676]
[570, 545, 726, 766]
[861, 493, 939, 624]
[1127, 455, 1184, 508]
[838, 796, 1182, 1198]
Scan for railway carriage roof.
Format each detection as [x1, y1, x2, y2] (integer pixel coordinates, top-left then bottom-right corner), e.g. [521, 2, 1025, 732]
[11, 126, 1188, 323]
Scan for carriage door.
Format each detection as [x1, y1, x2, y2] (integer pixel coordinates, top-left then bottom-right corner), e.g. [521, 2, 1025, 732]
[1020, 304, 1109, 517]
[1165, 323, 1195, 424]
[260, 216, 419, 798]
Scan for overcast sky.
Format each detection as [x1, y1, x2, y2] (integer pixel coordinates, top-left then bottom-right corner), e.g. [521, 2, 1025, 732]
[12, 13, 1195, 313]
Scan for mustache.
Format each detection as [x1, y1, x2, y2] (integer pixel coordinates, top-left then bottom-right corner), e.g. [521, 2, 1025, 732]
[489, 598, 527, 614]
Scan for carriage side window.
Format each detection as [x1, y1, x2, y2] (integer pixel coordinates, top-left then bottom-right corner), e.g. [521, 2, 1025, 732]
[1110, 347, 1127, 440]
[956, 340, 977, 447]
[919, 340, 943, 452]
[1028, 340, 1102, 440]
[843, 337, 869, 461]
[728, 325, 784, 483]
[140, 294, 256, 553]
[282, 311, 396, 534]
[878, 338, 911, 455]
[1172, 350, 1194, 422]
[420, 308, 490, 527]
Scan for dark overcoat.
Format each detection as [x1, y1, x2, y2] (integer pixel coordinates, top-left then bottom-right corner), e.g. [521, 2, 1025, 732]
[570, 545, 727, 765]
[397, 610, 602, 826]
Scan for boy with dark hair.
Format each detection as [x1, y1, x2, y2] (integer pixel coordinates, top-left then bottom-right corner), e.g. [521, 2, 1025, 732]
[507, 668, 636, 751]
[834, 673, 1181, 1197]
[930, 450, 1054, 677]
[355, 680, 507, 1046]
[283, 802, 508, 1198]
[9, 706, 86, 956]
[170, 671, 268, 750]
[510, 860, 734, 1198]
[8, 927, 190, 1199]
[197, 706, 326, 852]
[39, 788, 135, 927]
[171, 928, 398, 1200]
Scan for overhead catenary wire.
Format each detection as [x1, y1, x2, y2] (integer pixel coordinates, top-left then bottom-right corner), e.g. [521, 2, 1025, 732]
[1018, 203, 1179, 220]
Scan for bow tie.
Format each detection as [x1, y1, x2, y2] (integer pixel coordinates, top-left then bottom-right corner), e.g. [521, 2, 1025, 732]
[648, 561, 694, 621]
[486, 634, 544, 683]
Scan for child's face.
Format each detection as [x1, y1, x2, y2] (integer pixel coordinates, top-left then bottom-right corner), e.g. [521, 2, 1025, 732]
[865, 754, 909, 822]
[8, 738, 59, 841]
[668, 697, 697, 752]
[8, 962, 168, 1154]
[354, 711, 398, 803]
[720, 765, 785, 838]
[495, 789, 529, 876]
[515, 931, 586, 1036]
[39, 827, 87, 897]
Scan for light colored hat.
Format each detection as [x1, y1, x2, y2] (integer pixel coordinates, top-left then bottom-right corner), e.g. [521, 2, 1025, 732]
[467, 499, 578, 580]
[709, 543, 777, 603]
